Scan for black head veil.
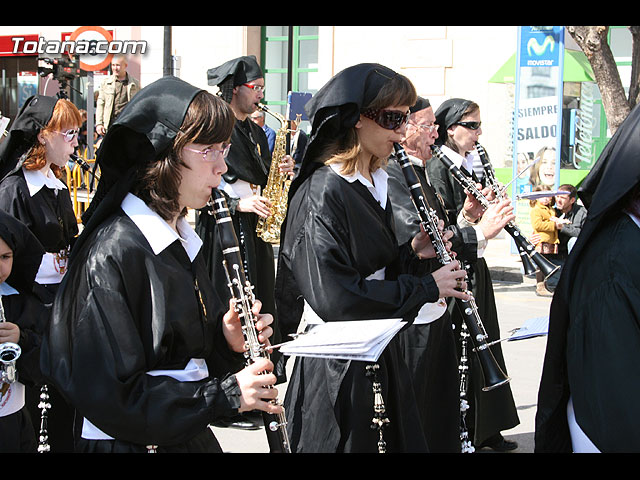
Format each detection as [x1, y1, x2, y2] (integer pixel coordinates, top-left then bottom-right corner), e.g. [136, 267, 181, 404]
[207, 56, 263, 103]
[535, 103, 640, 451]
[207, 55, 263, 87]
[434, 97, 472, 146]
[0, 95, 58, 181]
[75, 75, 202, 258]
[0, 209, 45, 294]
[290, 63, 400, 200]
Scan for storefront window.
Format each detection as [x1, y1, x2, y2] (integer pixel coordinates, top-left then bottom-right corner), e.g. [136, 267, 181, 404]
[260, 26, 318, 133]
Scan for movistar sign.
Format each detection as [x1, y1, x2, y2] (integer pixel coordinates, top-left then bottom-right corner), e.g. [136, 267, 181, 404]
[519, 26, 563, 67]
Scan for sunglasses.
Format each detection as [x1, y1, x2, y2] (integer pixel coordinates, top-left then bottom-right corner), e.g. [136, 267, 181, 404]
[54, 129, 79, 142]
[184, 144, 232, 162]
[455, 121, 481, 130]
[361, 108, 410, 131]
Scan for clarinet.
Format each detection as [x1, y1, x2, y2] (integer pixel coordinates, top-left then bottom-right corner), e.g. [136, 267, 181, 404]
[431, 144, 559, 281]
[392, 143, 510, 392]
[208, 188, 291, 453]
[70, 154, 100, 181]
[475, 142, 538, 277]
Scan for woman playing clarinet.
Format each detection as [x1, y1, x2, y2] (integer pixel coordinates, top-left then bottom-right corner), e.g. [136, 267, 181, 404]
[41, 76, 280, 453]
[275, 64, 469, 453]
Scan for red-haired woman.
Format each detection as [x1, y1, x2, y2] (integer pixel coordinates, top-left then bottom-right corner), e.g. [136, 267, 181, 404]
[0, 95, 83, 452]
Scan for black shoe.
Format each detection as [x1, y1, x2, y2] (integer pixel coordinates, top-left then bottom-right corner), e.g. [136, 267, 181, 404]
[212, 414, 262, 431]
[478, 434, 518, 452]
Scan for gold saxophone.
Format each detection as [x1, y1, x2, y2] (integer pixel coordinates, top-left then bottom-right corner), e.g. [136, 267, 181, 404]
[255, 103, 296, 244]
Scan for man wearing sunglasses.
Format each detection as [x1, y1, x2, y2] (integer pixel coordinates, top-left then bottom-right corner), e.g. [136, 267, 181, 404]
[199, 56, 291, 433]
[386, 97, 514, 452]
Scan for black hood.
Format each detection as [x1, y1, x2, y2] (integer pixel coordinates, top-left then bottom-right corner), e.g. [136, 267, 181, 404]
[0, 95, 58, 180]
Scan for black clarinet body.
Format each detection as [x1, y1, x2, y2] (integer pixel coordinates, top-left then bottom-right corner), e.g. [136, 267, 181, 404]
[430, 144, 559, 281]
[70, 153, 100, 181]
[392, 143, 509, 392]
[209, 188, 291, 453]
[475, 142, 538, 277]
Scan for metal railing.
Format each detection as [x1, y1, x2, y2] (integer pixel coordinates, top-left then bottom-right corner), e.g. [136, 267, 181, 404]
[64, 150, 99, 224]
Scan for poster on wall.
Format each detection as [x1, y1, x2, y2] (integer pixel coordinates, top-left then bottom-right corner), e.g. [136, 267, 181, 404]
[17, 71, 38, 109]
[511, 26, 564, 244]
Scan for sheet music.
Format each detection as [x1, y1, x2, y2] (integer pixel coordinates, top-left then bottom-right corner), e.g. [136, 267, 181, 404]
[508, 316, 549, 341]
[279, 318, 406, 362]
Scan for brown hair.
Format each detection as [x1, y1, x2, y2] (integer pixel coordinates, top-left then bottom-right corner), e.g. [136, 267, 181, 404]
[23, 98, 82, 178]
[134, 91, 235, 221]
[324, 73, 417, 176]
[529, 146, 556, 187]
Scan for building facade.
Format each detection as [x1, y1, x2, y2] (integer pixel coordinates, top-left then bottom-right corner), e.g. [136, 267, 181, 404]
[0, 25, 630, 179]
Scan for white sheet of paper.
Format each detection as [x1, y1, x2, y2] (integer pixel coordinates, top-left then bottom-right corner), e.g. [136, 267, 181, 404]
[279, 318, 406, 362]
[508, 316, 549, 341]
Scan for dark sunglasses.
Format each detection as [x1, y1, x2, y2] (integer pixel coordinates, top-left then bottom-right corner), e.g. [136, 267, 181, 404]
[455, 121, 481, 130]
[361, 108, 410, 130]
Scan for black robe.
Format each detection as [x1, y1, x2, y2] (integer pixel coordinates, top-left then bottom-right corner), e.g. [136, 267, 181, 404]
[41, 210, 246, 453]
[0, 289, 49, 453]
[426, 148, 519, 446]
[535, 103, 640, 453]
[277, 165, 437, 453]
[386, 156, 480, 453]
[0, 209, 48, 453]
[0, 169, 78, 452]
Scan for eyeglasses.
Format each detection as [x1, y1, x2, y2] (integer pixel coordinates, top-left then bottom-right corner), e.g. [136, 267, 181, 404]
[361, 109, 410, 131]
[54, 129, 79, 142]
[454, 121, 481, 130]
[243, 83, 265, 93]
[409, 122, 438, 133]
[184, 144, 232, 162]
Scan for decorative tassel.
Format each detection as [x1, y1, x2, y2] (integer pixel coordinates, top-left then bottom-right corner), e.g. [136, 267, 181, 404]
[37, 385, 51, 453]
[366, 363, 390, 453]
[459, 324, 475, 453]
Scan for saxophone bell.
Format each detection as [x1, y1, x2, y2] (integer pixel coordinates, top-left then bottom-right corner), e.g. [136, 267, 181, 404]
[0, 342, 21, 384]
[0, 297, 20, 385]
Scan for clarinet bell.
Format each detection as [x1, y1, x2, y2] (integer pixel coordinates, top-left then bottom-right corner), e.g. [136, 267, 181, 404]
[474, 344, 511, 392]
[530, 250, 560, 280]
[519, 249, 538, 278]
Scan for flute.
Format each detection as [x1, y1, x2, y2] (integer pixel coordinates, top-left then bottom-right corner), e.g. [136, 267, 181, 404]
[393, 143, 509, 392]
[208, 188, 291, 453]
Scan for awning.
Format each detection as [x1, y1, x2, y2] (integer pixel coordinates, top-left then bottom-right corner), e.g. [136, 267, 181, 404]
[489, 49, 595, 83]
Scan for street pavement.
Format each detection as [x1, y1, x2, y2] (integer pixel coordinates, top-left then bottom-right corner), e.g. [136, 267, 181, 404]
[208, 231, 554, 454]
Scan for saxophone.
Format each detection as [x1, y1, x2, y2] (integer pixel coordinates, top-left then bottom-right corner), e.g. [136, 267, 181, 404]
[255, 104, 294, 245]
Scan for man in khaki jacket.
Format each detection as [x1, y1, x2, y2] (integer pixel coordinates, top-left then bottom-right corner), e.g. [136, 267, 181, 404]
[95, 55, 139, 136]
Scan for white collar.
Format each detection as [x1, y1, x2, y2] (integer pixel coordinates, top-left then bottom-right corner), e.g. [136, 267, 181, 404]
[0, 283, 19, 296]
[22, 166, 68, 197]
[440, 144, 475, 173]
[407, 153, 433, 186]
[407, 153, 424, 169]
[120, 193, 202, 262]
[329, 163, 388, 209]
